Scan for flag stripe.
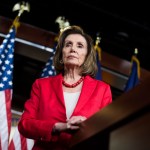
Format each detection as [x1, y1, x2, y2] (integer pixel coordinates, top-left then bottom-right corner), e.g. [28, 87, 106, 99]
[9, 126, 34, 150]
[13, 129, 21, 150]
[26, 139, 34, 150]
[21, 134, 27, 150]
[6, 89, 12, 135]
[0, 90, 10, 150]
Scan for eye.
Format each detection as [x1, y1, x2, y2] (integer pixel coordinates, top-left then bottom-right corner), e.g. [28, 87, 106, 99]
[77, 43, 84, 48]
[64, 41, 72, 47]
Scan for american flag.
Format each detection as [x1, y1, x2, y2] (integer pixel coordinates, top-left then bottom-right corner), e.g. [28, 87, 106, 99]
[40, 51, 56, 78]
[3, 26, 34, 149]
[40, 43, 56, 78]
[0, 27, 15, 150]
[0, 26, 34, 150]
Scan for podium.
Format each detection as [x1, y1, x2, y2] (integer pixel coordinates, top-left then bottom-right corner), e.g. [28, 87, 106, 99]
[69, 75, 150, 150]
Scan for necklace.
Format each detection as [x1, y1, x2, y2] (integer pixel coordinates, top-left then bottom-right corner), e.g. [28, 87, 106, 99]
[62, 77, 84, 88]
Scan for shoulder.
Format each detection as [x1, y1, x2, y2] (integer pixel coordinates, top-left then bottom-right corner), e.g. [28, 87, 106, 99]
[33, 74, 62, 85]
[85, 75, 110, 87]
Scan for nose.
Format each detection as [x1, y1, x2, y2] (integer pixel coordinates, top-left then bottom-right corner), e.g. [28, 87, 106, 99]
[70, 45, 76, 53]
[70, 49, 76, 53]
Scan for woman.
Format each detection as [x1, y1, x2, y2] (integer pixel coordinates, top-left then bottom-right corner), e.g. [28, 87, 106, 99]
[18, 25, 112, 150]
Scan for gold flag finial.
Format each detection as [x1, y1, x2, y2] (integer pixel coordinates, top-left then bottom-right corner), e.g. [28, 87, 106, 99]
[134, 48, 138, 55]
[11, 1, 30, 30]
[55, 16, 70, 32]
[94, 32, 102, 61]
[12, 1, 30, 17]
[95, 32, 101, 47]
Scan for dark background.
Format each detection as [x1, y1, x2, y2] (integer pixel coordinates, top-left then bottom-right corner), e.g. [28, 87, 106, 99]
[0, 0, 150, 110]
[0, 0, 150, 70]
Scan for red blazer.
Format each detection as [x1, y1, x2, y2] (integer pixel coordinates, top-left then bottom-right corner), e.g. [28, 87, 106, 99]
[18, 74, 112, 150]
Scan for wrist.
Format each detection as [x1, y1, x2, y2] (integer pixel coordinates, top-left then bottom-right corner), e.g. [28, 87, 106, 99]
[52, 124, 60, 135]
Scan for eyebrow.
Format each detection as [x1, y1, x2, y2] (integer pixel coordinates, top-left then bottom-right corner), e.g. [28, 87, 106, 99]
[65, 40, 86, 45]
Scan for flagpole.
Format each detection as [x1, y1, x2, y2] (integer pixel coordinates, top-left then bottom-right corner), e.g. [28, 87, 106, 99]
[132, 48, 140, 79]
[94, 33, 102, 80]
[94, 33, 102, 61]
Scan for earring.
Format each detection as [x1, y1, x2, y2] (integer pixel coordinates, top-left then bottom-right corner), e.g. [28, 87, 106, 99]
[83, 63, 86, 66]
[60, 59, 63, 64]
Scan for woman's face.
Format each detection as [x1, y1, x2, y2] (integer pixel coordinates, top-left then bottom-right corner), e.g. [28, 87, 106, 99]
[62, 34, 88, 67]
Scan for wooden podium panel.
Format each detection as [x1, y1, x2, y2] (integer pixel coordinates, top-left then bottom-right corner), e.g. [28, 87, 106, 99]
[109, 112, 150, 150]
[69, 76, 150, 150]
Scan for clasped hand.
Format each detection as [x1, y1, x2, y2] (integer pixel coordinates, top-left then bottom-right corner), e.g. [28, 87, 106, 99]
[66, 116, 86, 130]
[53, 116, 86, 134]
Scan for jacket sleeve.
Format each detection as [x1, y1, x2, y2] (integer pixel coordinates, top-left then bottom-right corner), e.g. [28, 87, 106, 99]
[100, 84, 112, 109]
[18, 79, 58, 142]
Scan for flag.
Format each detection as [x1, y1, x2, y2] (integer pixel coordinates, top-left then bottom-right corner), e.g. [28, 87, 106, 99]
[0, 24, 35, 150]
[8, 126, 34, 150]
[0, 25, 34, 150]
[40, 51, 56, 78]
[0, 27, 16, 150]
[94, 45, 102, 80]
[40, 38, 57, 78]
[124, 55, 140, 92]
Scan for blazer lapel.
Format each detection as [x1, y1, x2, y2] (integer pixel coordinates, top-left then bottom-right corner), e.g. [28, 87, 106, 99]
[51, 74, 65, 108]
[73, 76, 97, 114]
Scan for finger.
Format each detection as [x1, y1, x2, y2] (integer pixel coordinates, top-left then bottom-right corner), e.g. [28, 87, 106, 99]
[81, 117, 86, 121]
[70, 120, 82, 126]
[70, 126, 80, 130]
[66, 122, 71, 129]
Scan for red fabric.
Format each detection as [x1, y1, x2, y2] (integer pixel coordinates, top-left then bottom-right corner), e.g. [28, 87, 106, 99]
[8, 140, 15, 150]
[20, 134, 27, 150]
[0, 89, 12, 150]
[18, 74, 112, 150]
[5, 89, 12, 136]
[8, 126, 34, 150]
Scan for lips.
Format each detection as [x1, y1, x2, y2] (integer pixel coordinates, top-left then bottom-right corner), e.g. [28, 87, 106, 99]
[67, 55, 77, 59]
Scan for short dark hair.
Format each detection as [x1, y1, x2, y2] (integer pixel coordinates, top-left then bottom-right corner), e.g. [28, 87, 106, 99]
[53, 25, 98, 78]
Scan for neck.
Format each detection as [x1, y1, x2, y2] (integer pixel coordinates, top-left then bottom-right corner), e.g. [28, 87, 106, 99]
[64, 66, 81, 80]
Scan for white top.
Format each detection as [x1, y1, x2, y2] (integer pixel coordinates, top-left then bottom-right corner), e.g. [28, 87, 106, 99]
[64, 92, 81, 120]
